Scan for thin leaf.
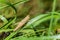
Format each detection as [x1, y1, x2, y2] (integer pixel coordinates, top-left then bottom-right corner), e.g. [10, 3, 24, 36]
[0, 29, 13, 33]
[10, 35, 60, 40]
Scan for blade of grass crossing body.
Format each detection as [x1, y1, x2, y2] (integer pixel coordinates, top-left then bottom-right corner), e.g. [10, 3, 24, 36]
[48, 0, 57, 35]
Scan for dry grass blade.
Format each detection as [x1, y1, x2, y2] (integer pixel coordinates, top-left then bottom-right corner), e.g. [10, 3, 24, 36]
[14, 15, 30, 31]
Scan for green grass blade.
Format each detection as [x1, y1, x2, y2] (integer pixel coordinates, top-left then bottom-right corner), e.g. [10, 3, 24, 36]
[2, 17, 16, 29]
[0, 15, 8, 28]
[0, 29, 13, 33]
[25, 14, 50, 28]
[48, 0, 57, 35]
[10, 34, 60, 40]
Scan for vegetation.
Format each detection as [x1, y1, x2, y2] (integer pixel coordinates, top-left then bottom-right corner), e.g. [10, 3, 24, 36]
[0, 0, 60, 40]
